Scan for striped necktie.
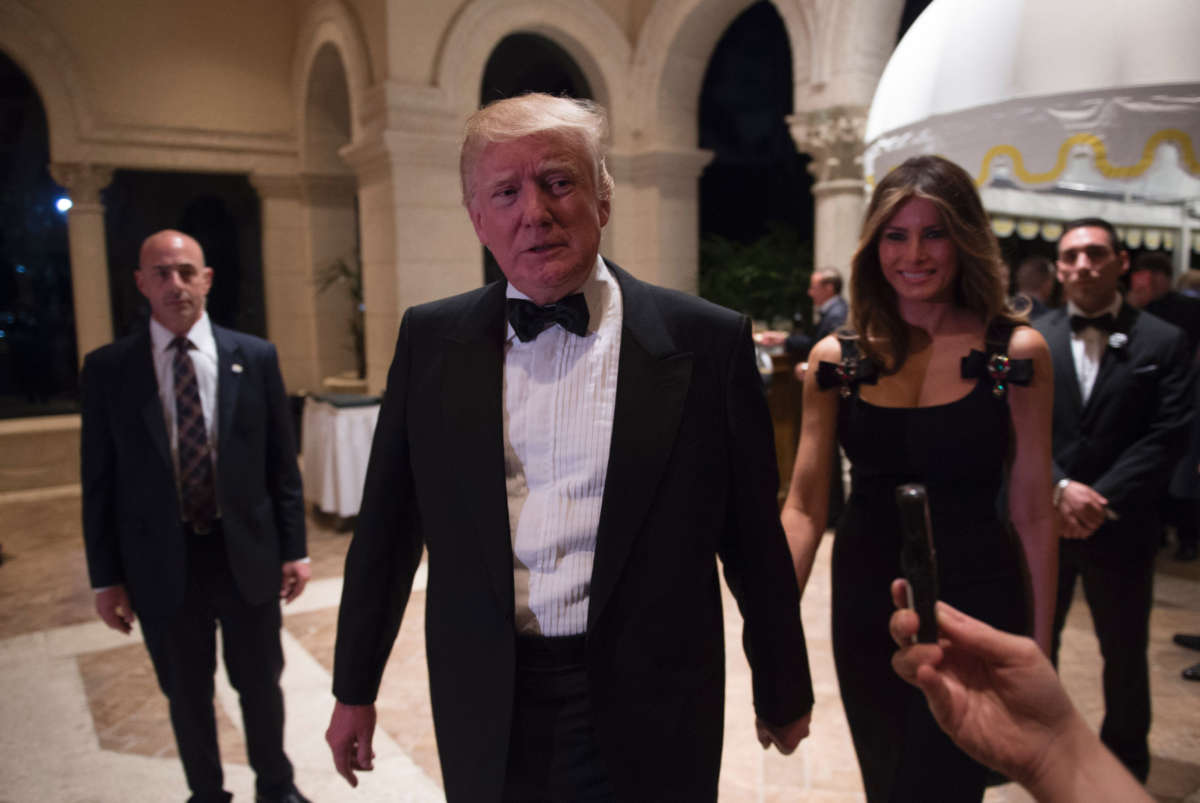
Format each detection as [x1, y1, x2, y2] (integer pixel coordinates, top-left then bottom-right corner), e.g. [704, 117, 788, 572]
[171, 337, 217, 532]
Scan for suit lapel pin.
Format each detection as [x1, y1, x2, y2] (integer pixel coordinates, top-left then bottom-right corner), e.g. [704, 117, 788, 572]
[1107, 333, 1128, 350]
[232, 363, 244, 373]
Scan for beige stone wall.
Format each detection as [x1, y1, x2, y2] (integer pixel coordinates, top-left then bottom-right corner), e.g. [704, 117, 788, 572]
[37, 0, 299, 137]
[1, 0, 904, 399]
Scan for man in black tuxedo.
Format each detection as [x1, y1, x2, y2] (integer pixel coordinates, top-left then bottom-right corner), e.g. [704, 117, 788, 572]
[81, 230, 311, 803]
[1128, 251, 1200, 562]
[324, 94, 814, 802]
[1035, 218, 1192, 782]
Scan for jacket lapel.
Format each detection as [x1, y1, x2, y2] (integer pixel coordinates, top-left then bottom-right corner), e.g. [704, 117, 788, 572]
[440, 283, 514, 614]
[128, 328, 171, 470]
[1083, 303, 1135, 421]
[213, 325, 243, 455]
[1044, 309, 1083, 418]
[588, 264, 693, 632]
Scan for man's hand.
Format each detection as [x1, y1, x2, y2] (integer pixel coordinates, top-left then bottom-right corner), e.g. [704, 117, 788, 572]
[95, 586, 135, 634]
[1056, 480, 1107, 539]
[280, 560, 311, 603]
[326, 701, 377, 787]
[755, 712, 811, 754]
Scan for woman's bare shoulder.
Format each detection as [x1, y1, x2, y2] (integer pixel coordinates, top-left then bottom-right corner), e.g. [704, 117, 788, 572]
[1007, 325, 1050, 361]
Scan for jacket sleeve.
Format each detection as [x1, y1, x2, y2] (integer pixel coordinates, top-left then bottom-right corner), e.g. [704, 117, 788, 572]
[332, 309, 425, 704]
[80, 350, 124, 589]
[261, 341, 307, 561]
[717, 314, 815, 725]
[1093, 328, 1194, 508]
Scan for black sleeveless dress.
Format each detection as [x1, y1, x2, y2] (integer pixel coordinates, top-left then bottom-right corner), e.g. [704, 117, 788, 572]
[816, 323, 1033, 802]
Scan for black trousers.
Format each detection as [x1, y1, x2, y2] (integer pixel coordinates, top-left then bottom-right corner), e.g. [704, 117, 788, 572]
[1051, 542, 1155, 782]
[140, 526, 293, 803]
[503, 635, 615, 802]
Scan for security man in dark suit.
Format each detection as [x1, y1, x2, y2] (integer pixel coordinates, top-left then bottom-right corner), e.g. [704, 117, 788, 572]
[324, 93, 814, 802]
[81, 230, 311, 803]
[1035, 218, 1192, 782]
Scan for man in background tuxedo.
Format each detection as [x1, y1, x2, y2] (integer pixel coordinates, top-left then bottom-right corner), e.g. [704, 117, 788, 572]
[1035, 218, 1192, 782]
[1128, 251, 1200, 562]
[81, 230, 310, 803]
[325, 93, 814, 802]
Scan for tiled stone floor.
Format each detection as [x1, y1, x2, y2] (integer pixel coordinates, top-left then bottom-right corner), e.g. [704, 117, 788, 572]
[0, 487, 1197, 801]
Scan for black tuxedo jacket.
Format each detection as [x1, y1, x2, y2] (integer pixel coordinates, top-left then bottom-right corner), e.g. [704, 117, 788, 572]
[81, 323, 306, 614]
[1035, 304, 1192, 560]
[332, 262, 813, 802]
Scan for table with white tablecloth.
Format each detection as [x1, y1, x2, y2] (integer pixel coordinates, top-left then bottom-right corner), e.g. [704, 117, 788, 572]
[301, 393, 380, 518]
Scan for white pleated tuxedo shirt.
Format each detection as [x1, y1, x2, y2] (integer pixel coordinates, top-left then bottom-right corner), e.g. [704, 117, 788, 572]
[504, 256, 622, 636]
[1067, 294, 1122, 404]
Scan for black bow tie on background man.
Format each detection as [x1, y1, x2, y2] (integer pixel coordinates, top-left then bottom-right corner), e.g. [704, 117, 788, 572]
[506, 294, 590, 342]
[1070, 312, 1117, 334]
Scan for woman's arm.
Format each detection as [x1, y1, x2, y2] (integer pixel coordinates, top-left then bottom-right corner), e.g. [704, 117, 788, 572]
[780, 335, 842, 597]
[1004, 326, 1058, 653]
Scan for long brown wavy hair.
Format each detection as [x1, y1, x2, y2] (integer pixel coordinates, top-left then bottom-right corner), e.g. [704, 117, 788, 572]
[850, 155, 1022, 372]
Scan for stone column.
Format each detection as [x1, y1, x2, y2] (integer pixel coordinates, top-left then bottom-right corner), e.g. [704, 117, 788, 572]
[341, 93, 470, 394]
[49, 162, 114, 365]
[607, 147, 713, 293]
[300, 173, 360, 383]
[789, 106, 869, 278]
[249, 173, 319, 393]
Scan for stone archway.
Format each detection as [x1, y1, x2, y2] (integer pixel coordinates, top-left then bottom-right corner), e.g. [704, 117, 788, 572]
[627, 0, 904, 291]
[0, 0, 115, 368]
[303, 43, 362, 387]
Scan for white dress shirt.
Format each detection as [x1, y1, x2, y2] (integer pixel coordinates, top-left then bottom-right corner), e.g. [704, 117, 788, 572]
[504, 256, 622, 636]
[1067, 295, 1122, 404]
[148, 312, 219, 486]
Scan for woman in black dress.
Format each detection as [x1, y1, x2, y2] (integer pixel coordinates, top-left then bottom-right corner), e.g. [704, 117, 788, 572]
[781, 155, 1056, 801]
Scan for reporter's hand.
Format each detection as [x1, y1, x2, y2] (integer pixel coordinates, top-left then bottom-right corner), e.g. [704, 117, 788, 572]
[755, 712, 811, 754]
[1056, 480, 1106, 538]
[95, 586, 135, 634]
[326, 701, 377, 787]
[887, 579, 1073, 785]
[280, 559, 311, 603]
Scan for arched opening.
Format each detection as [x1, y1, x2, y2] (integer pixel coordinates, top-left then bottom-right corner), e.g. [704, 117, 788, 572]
[0, 49, 76, 417]
[477, 33, 593, 285]
[102, 171, 264, 338]
[304, 42, 361, 382]
[697, 1, 812, 327]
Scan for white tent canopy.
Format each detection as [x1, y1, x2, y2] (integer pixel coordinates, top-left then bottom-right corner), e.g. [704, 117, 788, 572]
[863, 0, 1200, 266]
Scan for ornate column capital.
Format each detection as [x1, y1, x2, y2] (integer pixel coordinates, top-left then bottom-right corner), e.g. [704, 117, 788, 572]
[608, 148, 715, 197]
[788, 105, 868, 184]
[249, 172, 303, 200]
[48, 162, 114, 211]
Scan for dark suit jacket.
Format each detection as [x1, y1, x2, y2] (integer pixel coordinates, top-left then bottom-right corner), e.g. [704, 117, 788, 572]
[786, 294, 848, 359]
[81, 322, 306, 615]
[813, 294, 848, 342]
[1035, 304, 1192, 561]
[1145, 290, 1200, 357]
[332, 262, 814, 802]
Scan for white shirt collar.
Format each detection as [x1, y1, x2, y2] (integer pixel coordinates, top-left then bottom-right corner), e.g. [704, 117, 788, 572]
[505, 255, 612, 342]
[149, 311, 216, 359]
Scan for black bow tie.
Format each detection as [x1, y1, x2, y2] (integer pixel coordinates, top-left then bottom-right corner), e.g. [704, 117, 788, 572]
[1070, 313, 1116, 334]
[506, 294, 589, 342]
